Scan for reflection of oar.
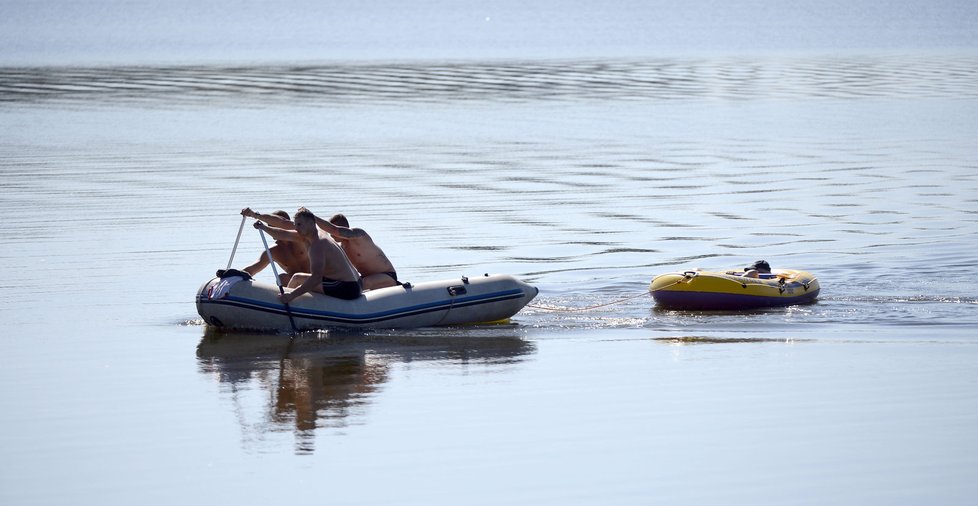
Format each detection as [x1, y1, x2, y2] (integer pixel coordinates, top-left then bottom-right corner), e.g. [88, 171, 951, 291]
[258, 225, 299, 335]
[226, 214, 247, 271]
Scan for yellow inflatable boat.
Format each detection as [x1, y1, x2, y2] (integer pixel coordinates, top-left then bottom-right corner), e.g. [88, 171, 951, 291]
[649, 268, 820, 310]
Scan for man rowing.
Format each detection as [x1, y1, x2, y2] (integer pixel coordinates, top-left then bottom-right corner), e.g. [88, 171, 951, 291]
[300, 207, 400, 290]
[238, 208, 309, 285]
[254, 209, 362, 302]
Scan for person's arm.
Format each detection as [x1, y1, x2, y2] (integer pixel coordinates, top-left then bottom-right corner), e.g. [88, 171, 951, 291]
[254, 221, 301, 243]
[305, 210, 365, 240]
[241, 252, 271, 276]
[241, 208, 295, 230]
[282, 242, 325, 303]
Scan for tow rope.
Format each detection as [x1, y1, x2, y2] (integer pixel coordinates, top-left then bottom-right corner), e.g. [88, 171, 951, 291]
[526, 291, 650, 312]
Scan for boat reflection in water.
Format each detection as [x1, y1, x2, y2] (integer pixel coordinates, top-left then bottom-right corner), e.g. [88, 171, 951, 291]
[196, 326, 535, 454]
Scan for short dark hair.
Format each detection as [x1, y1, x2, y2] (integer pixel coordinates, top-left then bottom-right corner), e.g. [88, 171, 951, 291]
[294, 209, 315, 222]
[272, 210, 291, 221]
[746, 260, 771, 273]
[330, 213, 349, 228]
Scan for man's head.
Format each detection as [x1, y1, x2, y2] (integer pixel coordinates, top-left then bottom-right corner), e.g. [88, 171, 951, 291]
[745, 260, 771, 273]
[270, 211, 293, 245]
[330, 213, 350, 228]
[293, 209, 317, 236]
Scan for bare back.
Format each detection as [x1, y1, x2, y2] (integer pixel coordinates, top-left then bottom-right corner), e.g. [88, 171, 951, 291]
[309, 236, 360, 282]
[337, 229, 395, 276]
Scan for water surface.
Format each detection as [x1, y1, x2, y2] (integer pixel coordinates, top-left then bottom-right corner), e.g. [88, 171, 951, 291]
[2, 18, 978, 505]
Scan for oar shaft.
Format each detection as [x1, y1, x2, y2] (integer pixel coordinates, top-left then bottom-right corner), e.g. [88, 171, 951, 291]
[258, 227, 284, 291]
[258, 226, 299, 334]
[226, 214, 247, 270]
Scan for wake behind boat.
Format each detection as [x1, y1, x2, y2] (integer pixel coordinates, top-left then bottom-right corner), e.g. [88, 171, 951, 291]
[196, 272, 538, 331]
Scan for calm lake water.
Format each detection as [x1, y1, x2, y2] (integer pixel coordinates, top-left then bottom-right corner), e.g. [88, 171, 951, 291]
[3, 1, 978, 504]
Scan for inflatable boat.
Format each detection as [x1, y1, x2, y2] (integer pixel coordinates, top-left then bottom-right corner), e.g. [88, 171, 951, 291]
[649, 269, 820, 310]
[196, 272, 538, 331]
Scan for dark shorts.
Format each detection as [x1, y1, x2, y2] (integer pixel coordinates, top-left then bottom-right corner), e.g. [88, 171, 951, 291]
[382, 271, 399, 283]
[321, 278, 362, 300]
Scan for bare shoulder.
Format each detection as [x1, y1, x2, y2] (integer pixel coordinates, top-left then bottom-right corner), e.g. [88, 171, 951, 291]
[341, 228, 373, 244]
[348, 227, 370, 239]
[317, 236, 345, 251]
[310, 237, 330, 253]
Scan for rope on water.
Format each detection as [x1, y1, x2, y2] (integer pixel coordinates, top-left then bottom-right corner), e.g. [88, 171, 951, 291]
[526, 291, 651, 312]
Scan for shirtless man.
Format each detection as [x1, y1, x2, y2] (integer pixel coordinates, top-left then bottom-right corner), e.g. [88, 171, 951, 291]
[301, 207, 399, 290]
[254, 209, 362, 303]
[239, 208, 310, 285]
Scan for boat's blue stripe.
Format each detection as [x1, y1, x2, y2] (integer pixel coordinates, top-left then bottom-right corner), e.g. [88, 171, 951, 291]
[200, 288, 527, 324]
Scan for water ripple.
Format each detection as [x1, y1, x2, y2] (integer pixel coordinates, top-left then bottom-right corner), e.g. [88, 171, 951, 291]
[2, 54, 977, 333]
[2, 54, 977, 105]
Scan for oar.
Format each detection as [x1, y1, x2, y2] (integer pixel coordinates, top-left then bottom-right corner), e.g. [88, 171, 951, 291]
[226, 214, 247, 271]
[258, 225, 299, 335]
